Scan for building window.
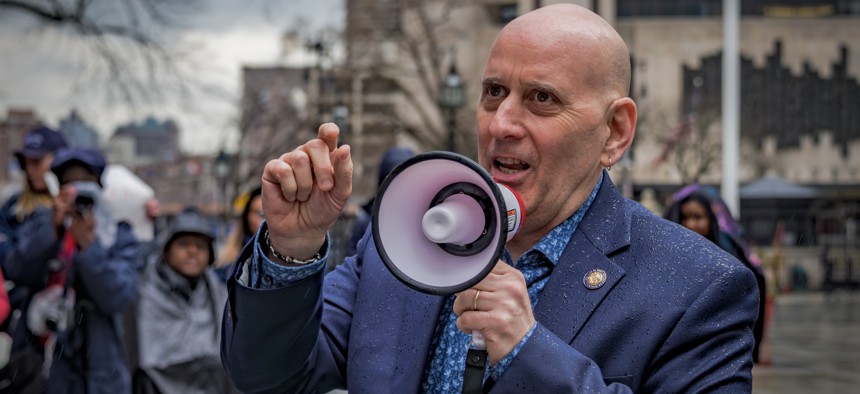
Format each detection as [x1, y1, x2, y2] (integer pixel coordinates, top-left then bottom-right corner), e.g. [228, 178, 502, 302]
[499, 4, 518, 23]
[487, 3, 518, 25]
[618, 0, 859, 18]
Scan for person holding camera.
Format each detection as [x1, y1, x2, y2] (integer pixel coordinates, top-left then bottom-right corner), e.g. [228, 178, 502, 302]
[4, 148, 139, 394]
[0, 125, 69, 393]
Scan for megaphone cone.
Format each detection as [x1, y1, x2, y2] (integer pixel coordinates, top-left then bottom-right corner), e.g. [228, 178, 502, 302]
[372, 152, 524, 295]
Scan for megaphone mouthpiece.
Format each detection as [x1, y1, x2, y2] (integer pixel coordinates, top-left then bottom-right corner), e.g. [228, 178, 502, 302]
[425, 182, 496, 257]
[372, 151, 525, 295]
[422, 194, 484, 245]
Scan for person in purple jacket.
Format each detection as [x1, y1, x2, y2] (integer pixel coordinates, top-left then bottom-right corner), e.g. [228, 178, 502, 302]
[222, 4, 758, 393]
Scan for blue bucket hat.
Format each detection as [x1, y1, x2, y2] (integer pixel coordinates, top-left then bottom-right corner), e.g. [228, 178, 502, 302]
[14, 126, 68, 168]
[50, 148, 107, 185]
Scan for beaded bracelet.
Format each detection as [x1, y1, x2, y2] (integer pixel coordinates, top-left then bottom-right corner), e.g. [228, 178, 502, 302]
[264, 228, 321, 265]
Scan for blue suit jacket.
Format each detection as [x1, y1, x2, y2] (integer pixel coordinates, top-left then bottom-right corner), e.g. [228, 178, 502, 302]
[222, 177, 758, 393]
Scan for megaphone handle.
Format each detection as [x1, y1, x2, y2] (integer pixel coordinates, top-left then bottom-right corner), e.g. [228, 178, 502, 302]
[471, 331, 486, 350]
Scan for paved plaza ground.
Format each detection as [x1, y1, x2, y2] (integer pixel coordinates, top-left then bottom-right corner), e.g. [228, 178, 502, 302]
[752, 292, 860, 393]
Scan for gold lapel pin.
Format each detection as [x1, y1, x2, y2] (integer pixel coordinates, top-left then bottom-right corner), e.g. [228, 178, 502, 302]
[583, 269, 607, 290]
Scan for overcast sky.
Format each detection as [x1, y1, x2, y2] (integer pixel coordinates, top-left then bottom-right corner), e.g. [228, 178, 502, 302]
[0, 0, 344, 154]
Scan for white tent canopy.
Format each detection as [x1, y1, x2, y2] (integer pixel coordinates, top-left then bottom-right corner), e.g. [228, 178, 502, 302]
[739, 176, 818, 200]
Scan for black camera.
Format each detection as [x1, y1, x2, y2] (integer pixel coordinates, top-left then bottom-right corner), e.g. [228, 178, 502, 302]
[74, 191, 96, 215]
[44, 311, 62, 332]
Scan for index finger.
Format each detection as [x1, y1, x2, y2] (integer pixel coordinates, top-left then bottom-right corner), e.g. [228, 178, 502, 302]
[317, 123, 339, 152]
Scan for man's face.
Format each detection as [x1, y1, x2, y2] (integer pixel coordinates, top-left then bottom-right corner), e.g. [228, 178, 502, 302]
[476, 29, 611, 236]
[165, 234, 211, 279]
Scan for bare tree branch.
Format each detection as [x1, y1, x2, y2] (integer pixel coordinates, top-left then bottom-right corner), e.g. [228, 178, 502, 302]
[0, 0, 65, 21]
[343, 0, 465, 153]
[1, 0, 202, 109]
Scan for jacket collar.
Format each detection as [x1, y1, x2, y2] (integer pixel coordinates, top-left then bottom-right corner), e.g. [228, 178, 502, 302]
[533, 172, 630, 344]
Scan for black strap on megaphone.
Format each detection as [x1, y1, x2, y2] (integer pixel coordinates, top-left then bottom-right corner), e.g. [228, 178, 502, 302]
[463, 348, 488, 394]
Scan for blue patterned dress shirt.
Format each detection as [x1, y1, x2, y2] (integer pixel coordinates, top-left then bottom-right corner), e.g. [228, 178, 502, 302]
[249, 174, 604, 393]
[422, 174, 603, 392]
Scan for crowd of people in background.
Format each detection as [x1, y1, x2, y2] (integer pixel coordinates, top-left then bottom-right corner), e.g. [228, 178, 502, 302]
[0, 125, 259, 393]
[0, 125, 432, 393]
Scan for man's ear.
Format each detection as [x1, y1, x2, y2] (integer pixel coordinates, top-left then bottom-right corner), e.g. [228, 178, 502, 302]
[601, 97, 637, 167]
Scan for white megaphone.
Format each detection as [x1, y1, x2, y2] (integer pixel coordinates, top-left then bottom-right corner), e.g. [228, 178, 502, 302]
[372, 151, 525, 296]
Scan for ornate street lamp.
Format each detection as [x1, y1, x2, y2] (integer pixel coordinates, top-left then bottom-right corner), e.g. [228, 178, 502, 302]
[332, 104, 349, 145]
[214, 150, 231, 228]
[438, 63, 465, 152]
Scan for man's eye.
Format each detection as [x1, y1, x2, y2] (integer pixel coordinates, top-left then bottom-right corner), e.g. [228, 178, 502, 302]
[535, 91, 553, 103]
[486, 85, 504, 97]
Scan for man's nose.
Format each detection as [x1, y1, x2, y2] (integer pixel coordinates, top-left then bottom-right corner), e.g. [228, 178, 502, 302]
[487, 97, 527, 140]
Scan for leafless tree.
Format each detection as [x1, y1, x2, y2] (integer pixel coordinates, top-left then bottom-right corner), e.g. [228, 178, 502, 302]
[0, 0, 210, 106]
[346, 0, 465, 151]
[653, 108, 722, 184]
[236, 66, 315, 191]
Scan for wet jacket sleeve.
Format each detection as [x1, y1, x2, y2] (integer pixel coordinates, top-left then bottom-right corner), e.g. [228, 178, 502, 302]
[492, 263, 758, 393]
[221, 225, 368, 394]
[73, 221, 140, 315]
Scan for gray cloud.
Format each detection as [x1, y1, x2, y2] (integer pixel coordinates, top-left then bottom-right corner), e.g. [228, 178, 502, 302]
[0, 0, 344, 154]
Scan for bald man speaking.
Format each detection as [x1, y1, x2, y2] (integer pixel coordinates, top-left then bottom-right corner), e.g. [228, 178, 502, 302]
[221, 4, 758, 393]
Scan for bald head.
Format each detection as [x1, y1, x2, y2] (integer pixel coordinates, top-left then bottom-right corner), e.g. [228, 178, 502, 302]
[495, 4, 631, 97]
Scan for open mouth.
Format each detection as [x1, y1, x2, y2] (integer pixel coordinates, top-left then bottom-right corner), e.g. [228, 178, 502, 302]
[494, 157, 530, 175]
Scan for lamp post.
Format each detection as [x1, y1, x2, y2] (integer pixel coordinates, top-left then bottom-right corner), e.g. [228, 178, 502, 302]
[438, 63, 465, 152]
[214, 150, 230, 231]
[332, 104, 349, 145]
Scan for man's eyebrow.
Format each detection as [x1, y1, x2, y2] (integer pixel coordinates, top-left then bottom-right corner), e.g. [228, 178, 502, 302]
[481, 77, 502, 87]
[523, 81, 564, 98]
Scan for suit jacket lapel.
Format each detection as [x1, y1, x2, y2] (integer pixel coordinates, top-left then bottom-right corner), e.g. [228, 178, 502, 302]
[534, 174, 631, 344]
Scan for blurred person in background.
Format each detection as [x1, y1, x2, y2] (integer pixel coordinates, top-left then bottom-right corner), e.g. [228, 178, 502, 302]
[215, 186, 263, 281]
[0, 269, 10, 370]
[0, 270, 9, 326]
[347, 147, 415, 257]
[665, 185, 767, 363]
[0, 125, 67, 393]
[5, 148, 139, 393]
[1, 126, 68, 259]
[126, 208, 236, 394]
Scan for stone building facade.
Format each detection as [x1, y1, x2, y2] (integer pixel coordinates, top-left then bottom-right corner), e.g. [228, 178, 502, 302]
[0, 108, 42, 190]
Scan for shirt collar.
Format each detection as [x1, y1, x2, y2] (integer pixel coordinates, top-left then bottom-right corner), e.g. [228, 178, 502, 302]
[514, 172, 604, 266]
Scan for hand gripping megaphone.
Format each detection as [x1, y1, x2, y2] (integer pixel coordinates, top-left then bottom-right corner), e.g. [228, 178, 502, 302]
[371, 152, 525, 296]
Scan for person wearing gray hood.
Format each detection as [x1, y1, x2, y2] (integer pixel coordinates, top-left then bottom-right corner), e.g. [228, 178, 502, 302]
[128, 208, 236, 394]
